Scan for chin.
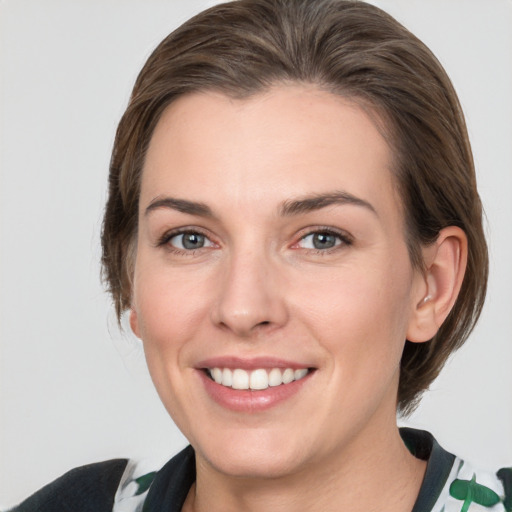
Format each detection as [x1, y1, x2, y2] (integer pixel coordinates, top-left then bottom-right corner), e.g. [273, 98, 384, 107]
[194, 428, 312, 479]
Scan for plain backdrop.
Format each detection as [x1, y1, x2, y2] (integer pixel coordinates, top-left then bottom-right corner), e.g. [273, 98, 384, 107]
[1, 0, 511, 508]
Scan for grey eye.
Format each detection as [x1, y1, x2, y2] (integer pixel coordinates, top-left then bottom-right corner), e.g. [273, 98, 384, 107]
[299, 232, 341, 250]
[170, 232, 212, 250]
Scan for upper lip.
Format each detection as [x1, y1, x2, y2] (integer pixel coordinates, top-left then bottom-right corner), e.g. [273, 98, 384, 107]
[196, 356, 314, 371]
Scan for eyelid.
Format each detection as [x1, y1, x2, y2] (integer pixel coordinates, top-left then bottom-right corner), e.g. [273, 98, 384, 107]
[291, 226, 354, 250]
[172, 232, 215, 250]
[156, 226, 218, 250]
[297, 232, 341, 250]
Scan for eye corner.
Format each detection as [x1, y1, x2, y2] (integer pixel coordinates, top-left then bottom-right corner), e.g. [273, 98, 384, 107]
[293, 227, 354, 252]
[156, 227, 219, 254]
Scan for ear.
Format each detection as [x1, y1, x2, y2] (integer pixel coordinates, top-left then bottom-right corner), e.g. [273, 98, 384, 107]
[129, 308, 141, 338]
[407, 226, 468, 343]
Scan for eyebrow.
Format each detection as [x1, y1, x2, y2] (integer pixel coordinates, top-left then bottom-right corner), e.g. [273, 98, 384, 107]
[145, 197, 214, 218]
[144, 190, 377, 219]
[280, 191, 377, 217]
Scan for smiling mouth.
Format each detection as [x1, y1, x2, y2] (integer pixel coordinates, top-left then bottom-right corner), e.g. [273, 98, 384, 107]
[206, 367, 312, 391]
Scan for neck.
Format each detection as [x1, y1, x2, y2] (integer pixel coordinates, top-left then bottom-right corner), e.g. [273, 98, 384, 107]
[183, 424, 426, 512]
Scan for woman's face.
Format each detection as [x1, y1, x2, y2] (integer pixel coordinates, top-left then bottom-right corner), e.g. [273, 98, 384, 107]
[130, 85, 426, 478]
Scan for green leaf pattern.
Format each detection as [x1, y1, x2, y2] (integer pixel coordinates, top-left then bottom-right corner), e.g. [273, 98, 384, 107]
[134, 471, 157, 496]
[450, 474, 500, 512]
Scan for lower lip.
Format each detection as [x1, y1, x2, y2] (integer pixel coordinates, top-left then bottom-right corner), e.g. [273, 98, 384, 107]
[198, 370, 312, 412]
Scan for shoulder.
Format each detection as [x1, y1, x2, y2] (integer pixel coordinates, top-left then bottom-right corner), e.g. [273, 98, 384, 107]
[401, 428, 512, 512]
[9, 459, 128, 512]
[439, 459, 512, 512]
[10, 446, 196, 512]
[115, 445, 195, 511]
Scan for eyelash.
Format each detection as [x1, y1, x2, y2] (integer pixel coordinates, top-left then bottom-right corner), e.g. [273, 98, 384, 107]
[156, 226, 353, 256]
[157, 228, 216, 255]
[294, 227, 353, 254]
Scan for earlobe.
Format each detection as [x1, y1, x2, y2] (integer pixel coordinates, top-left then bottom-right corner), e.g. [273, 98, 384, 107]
[129, 308, 141, 338]
[407, 226, 468, 343]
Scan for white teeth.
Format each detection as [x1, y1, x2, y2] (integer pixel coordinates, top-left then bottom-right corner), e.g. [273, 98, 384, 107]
[250, 369, 268, 390]
[294, 368, 308, 380]
[209, 367, 310, 390]
[232, 369, 249, 390]
[268, 368, 283, 387]
[282, 368, 295, 384]
[221, 368, 233, 387]
[211, 367, 223, 384]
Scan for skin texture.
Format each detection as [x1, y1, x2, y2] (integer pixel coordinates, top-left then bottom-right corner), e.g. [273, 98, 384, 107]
[130, 85, 467, 512]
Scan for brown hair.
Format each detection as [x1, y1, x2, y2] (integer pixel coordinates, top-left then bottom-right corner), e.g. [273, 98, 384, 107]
[101, 0, 488, 414]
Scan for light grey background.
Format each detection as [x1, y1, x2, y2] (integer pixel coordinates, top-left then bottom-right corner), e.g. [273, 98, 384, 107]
[1, 0, 511, 508]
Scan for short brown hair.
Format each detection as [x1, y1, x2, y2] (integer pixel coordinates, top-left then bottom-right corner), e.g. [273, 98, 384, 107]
[101, 0, 488, 413]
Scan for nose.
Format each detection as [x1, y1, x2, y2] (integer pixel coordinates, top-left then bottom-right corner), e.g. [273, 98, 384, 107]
[211, 249, 288, 337]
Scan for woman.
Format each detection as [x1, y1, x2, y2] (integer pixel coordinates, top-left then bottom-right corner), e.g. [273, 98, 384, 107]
[9, 0, 510, 511]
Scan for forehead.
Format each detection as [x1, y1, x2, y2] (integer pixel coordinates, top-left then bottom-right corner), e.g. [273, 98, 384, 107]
[141, 85, 400, 221]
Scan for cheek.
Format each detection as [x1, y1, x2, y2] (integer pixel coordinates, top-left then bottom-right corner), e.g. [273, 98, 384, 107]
[131, 264, 214, 425]
[291, 258, 413, 363]
[132, 264, 214, 357]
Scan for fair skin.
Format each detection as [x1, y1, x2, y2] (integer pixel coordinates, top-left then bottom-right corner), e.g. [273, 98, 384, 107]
[130, 85, 467, 512]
